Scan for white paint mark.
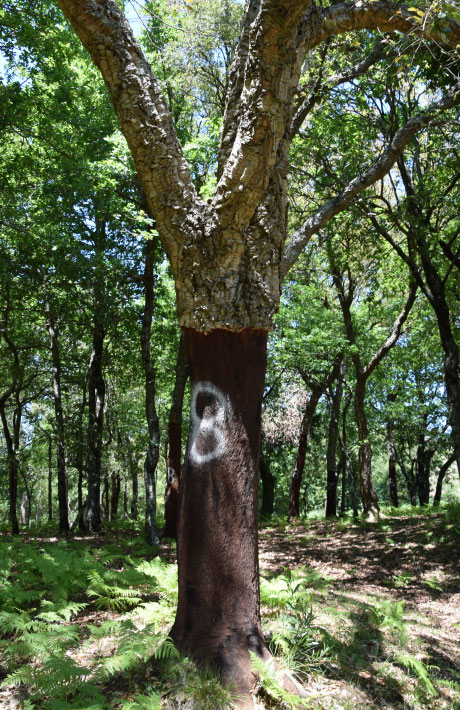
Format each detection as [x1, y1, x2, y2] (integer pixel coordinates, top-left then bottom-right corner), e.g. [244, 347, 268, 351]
[292, 468, 299, 480]
[189, 381, 231, 465]
[167, 467, 176, 485]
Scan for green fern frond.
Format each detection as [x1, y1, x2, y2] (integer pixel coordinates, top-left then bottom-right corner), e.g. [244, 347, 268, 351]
[396, 653, 437, 696]
[154, 636, 180, 660]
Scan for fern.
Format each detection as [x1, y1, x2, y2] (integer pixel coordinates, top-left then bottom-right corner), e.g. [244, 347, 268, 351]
[121, 693, 162, 709]
[153, 636, 180, 660]
[249, 652, 309, 709]
[396, 653, 438, 696]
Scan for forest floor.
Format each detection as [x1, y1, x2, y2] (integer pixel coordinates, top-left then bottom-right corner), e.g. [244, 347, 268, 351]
[258, 509, 460, 709]
[0, 507, 459, 710]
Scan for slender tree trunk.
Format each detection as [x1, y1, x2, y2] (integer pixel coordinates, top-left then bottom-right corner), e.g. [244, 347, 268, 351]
[47, 435, 53, 522]
[386, 398, 399, 507]
[433, 453, 456, 505]
[171, 328, 270, 698]
[164, 331, 189, 539]
[288, 388, 322, 519]
[44, 291, 69, 533]
[111, 472, 120, 519]
[141, 239, 160, 546]
[416, 440, 434, 506]
[325, 368, 344, 517]
[355, 378, 379, 519]
[123, 477, 129, 519]
[259, 448, 275, 518]
[86, 318, 105, 532]
[0, 403, 20, 535]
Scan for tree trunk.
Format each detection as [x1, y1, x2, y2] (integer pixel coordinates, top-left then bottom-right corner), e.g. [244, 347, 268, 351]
[0, 402, 20, 535]
[386, 401, 399, 507]
[171, 328, 270, 699]
[164, 331, 189, 539]
[111, 472, 120, 519]
[354, 379, 379, 519]
[259, 448, 275, 518]
[140, 238, 160, 546]
[44, 291, 69, 533]
[48, 435, 53, 522]
[288, 388, 322, 519]
[86, 317, 105, 532]
[416, 440, 434, 506]
[325, 369, 344, 517]
[433, 453, 456, 505]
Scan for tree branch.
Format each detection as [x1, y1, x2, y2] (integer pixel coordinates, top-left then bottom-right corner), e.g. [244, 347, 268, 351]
[56, 0, 199, 272]
[283, 82, 460, 275]
[313, 1, 460, 50]
[363, 281, 417, 379]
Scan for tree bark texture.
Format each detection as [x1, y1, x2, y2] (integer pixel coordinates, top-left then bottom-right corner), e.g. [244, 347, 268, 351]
[171, 328, 269, 699]
[141, 238, 160, 546]
[164, 331, 189, 539]
[288, 388, 322, 519]
[44, 291, 69, 533]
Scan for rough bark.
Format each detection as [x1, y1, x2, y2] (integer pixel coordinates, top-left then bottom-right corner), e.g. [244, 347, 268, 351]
[354, 379, 380, 519]
[44, 290, 69, 533]
[288, 387, 322, 519]
[325, 365, 344, 517]
[433, 453, 456, 505]
[163, 331, 189, 540]
[141, 238, 160, 546]
[171, 328, 270, 702]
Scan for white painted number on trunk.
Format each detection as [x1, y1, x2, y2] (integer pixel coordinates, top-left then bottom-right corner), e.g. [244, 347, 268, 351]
[167, 467, 176, 485]
[190, 381, 231, 464]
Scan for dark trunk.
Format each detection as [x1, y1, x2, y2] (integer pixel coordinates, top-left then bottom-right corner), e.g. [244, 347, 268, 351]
[288, 388, 322, 519]
[76, 385, 86, 532]
[44, 291, 69, 533]
[141, 238, 160, 546]
[386, 397, 399, 507]
[354, 379, 379, 519]
[86, 319, 105, 532]
[123, 477, 129, 519]
[164, 331, 189, 539]
[325, 369, 344, 517]
[47, 435, 53, 522]
[171, 328, 269, 699]
[433, 453, 456, 505]
[416, 440, 434, 506]
[111, 472, 120, 519]
[259, 448, 275, 518]
[0, 402, 20, 535]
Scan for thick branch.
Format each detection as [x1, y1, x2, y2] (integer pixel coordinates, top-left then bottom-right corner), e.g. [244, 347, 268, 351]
[314, 1, 460, 50]
[283, 83, 460, 275]
[56, 0, 199, 270]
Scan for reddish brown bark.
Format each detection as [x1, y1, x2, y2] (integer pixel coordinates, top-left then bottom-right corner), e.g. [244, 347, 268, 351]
[171, 328, 269, 700]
